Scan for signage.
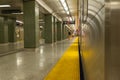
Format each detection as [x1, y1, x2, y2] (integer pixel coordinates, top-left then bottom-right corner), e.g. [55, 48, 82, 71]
[63, 21, 75, 24]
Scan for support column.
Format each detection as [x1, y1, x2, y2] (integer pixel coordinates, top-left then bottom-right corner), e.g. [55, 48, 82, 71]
[39, 13, 45, 44]
[57, 21, 62, 41]
[8, 18, 16, 42]
[23, 1, 40, 48]
[64, 26, 68, 39]
[62, 23, 64, 40]
[64, 25, 66, 39]
[45, 14, 54, 43]
[0, 17, 8, 43]
[53, 17, 57, 42]
[40, 14, 45, 39]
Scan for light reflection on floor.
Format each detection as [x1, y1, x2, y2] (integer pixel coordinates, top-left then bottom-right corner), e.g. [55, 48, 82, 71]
[0, 38, 75, 80]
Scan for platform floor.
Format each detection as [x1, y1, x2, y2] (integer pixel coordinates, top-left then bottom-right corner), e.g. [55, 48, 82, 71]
[44, 38, 80, 80]
[0, 41, 24, 56]
[0, 38, 77, 80]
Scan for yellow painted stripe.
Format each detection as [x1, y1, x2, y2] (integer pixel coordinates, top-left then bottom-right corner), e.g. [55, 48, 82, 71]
[44, 38, 80, 80]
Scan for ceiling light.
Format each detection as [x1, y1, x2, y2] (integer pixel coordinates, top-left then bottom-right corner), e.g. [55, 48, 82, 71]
[67, 11, 69, 14]
[16, 20, 23, 24]
[62, 2, 68, 11]
[60, 0, 65, 3]
[60, 0, 70, 15]
[0, 5, 11, 7]
[64, 5, 68, 11]
[70, 17, 72, 21]
[12, 12, 23, 14]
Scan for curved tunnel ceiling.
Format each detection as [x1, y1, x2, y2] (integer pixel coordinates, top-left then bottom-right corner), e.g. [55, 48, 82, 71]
[43, 0, 78, 21]
[82, 0, 105, 42]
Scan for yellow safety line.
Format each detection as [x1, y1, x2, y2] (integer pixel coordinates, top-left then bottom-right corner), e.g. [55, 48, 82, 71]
[44, 37, 80, 80]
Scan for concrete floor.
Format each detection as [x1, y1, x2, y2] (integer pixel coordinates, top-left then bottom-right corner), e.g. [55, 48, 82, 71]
[0, 38, 75, 80]
[0, 41, 24, 56]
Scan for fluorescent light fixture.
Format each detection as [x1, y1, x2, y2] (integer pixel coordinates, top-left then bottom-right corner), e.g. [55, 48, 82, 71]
[0, 5, 11, 7]
[60, 0, 65, 3]
[12, 12, 23, 14]
[67, 11, 69, 14]
[64, 5, 68, 11]
[70, 17, 72, 21]
[16, 20, 23, 24]
[63, 2, 68, 11]
[60, 0, 70, 15]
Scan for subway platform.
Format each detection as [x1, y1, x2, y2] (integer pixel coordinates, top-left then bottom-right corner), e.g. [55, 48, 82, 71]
[0, 37, 79, 80]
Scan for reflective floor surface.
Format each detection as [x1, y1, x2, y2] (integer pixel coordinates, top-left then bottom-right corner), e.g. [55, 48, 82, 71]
[0, 38, 75, 80]
[0, 41, 24, 56]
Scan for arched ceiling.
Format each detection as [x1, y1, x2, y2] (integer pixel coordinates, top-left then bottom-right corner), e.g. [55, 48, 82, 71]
[81, 0, 105, 42]
[43, 0, 78, 21]
[0, 0, 78, 21]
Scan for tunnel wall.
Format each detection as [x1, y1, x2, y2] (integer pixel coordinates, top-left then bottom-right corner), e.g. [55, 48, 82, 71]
[80, 0, 120, 80]
[80, 0, 105, 80]
[105, 0, 120, 80]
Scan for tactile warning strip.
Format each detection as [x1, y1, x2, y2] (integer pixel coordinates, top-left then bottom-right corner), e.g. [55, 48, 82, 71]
[44, 38, 80, 80]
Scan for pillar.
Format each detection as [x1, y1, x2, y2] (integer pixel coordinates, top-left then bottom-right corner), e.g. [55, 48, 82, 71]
[39, 12, 45, 39]
[62, 23, 64, 40]
[8, 18, 17, 42]
[0, 17, 8, 43]
[57, 21, 62, 41]
[23, 1, 40, 48]
[53, 17, 57, 42]
[44, 14, 54, 43]
[64, 26, 68, 39]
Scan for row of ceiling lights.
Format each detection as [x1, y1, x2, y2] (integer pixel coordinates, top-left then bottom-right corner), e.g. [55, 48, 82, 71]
[0, 5, 23, 24]
[1, 2, 73, 22]
[0, 5, 22, 24]
[60, 0, 69, 15]
[0, 4, 23, 14]
[59, 0, 75, 30]
[59, 0, 73, 21]
[0, 2, 74, 22]
[0, 4, 75, 28]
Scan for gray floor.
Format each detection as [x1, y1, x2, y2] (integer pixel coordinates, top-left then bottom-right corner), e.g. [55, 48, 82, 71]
[0, 41, 24, 56]
[0, 38, 75, 80]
